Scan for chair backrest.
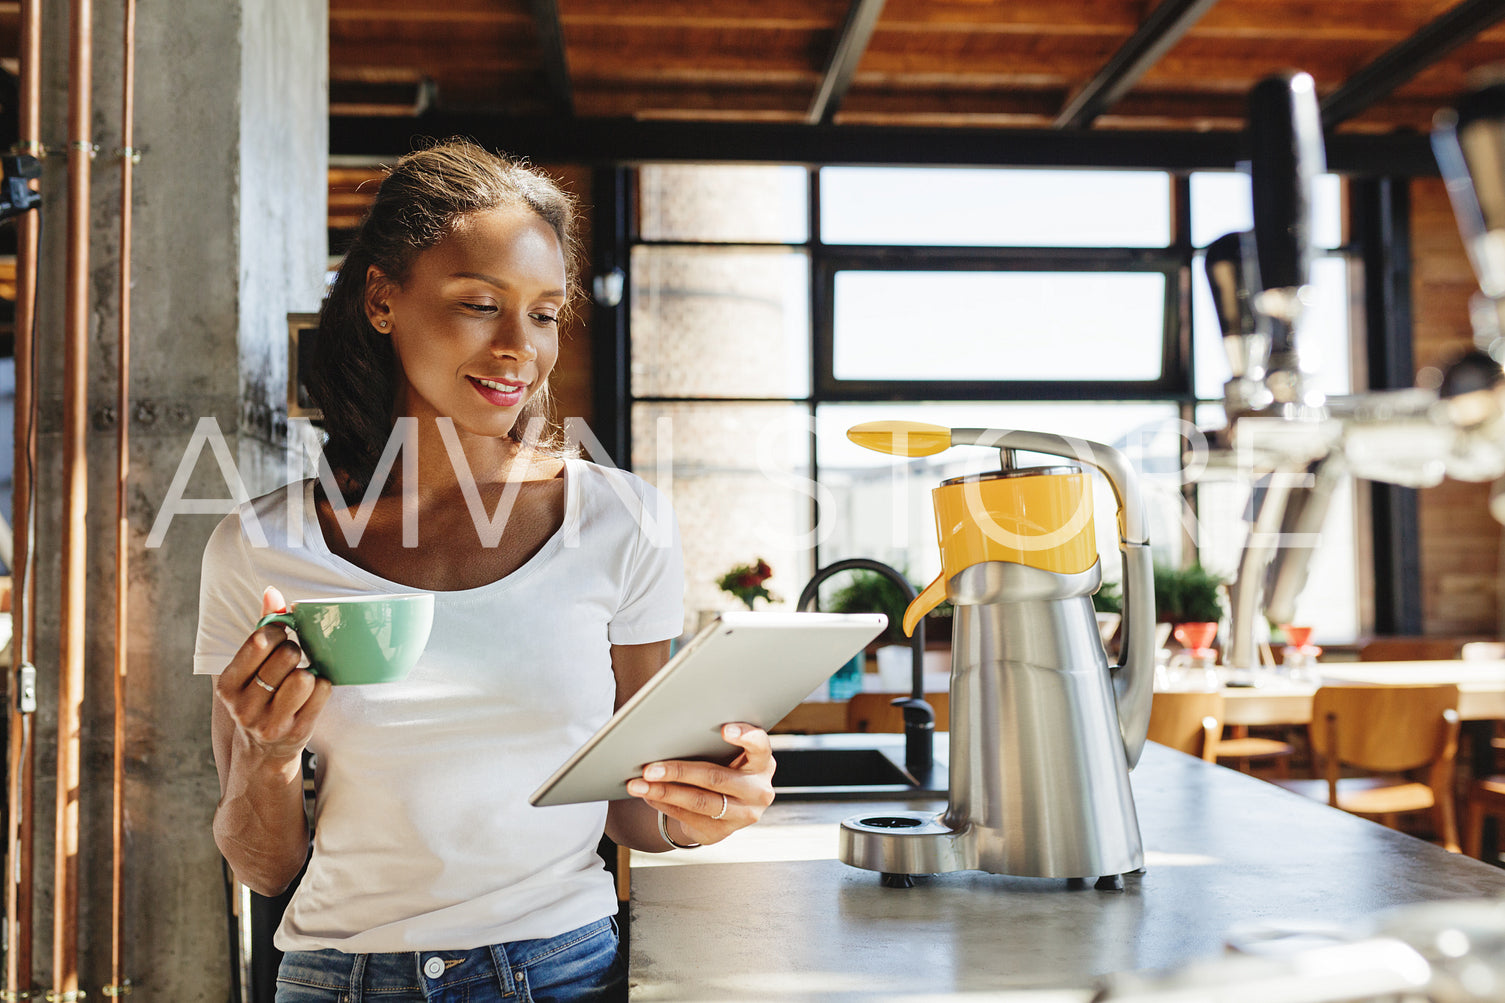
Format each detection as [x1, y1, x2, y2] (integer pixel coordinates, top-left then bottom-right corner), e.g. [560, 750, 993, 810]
[1147, 690, 1224, 761]
[1310, 684, 1460, 772]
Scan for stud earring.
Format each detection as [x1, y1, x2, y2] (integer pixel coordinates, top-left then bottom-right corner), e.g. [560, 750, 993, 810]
[376, 319, 389, 330]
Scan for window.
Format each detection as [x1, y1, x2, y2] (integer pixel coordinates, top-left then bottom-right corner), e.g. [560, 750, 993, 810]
[626, 165, 1360, 644]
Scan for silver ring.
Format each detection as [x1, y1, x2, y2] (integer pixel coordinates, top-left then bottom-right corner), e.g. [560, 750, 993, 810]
[252, 674, 277, 694]
[712, 793, 728, 820]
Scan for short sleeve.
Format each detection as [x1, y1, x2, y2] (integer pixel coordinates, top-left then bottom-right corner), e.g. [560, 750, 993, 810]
[607, 479, 684, 646]
[193, 510, 263, 675]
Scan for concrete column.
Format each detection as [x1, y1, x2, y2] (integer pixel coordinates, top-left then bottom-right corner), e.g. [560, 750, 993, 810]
[29, 0, 326, 996]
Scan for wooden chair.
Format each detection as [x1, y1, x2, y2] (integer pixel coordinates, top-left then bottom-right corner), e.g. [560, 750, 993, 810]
[1215, 727, 1295, 777]
[1464, 776, 1505, 859]
[1276, 684, 1461, 853]
[1147, 690, 1223, 762]
[846, 691, 949, 733]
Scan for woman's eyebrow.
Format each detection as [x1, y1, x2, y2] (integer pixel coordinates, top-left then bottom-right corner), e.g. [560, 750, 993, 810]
[450, 271, 565, 298]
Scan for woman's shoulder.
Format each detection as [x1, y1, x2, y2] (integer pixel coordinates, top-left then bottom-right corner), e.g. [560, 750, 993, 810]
[205, 478, 313, 554]
[571, 458, 667, 505]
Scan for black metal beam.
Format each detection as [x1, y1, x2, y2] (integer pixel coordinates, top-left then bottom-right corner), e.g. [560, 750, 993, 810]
[807, 0, 887, 125]
[524, 0, 574, 116]
[331, 114, 1440, 175]
[1351, 176, 1422, 634]
[589, 166, 631, 468]
[1320, 0, 1505, 128]
[1054, 0, 1223, 129]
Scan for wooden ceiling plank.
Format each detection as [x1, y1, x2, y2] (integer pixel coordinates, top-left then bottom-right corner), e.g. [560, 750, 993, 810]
[524, 0, 573, 114]
[1053, 0, 1226, 129]
[808, 0, 888, 124]
[1319, 0, 1505, 127]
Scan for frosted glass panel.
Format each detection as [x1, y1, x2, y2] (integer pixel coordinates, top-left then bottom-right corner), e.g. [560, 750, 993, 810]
[639, 165, 808, 243]
[632, 402, 815, 636]
[1190, 171, 1343, 250]
[834, 271, 1165, 381]
[821, 168, 1172, 247]
[631, 247, 810, 398]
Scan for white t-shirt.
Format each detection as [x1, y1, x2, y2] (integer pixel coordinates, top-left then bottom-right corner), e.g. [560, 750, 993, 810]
[194, 458, 683, 952]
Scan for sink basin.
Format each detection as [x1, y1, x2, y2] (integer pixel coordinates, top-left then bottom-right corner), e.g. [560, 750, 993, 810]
[771, 746, 948, 801]
[774, 748, 915, 787]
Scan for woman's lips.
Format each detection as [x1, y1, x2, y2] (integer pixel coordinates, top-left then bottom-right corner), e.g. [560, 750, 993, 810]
[467, 376, 527, 407]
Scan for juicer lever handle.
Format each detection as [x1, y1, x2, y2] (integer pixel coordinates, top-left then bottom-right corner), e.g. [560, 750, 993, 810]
[948, 427, 1155, 768]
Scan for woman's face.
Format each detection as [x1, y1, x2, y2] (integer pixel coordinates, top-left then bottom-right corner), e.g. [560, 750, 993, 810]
[368, 205, 566, 440]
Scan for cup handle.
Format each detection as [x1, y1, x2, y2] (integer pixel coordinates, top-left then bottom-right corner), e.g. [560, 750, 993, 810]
[255, 612, 317, 676]
[256, 611, 297, 631]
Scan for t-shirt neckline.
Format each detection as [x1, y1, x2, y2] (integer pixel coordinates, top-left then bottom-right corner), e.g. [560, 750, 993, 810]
[300, 456, 581, 599]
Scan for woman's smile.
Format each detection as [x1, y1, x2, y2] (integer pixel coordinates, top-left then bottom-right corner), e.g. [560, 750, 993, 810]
[467, 375, 529, 407]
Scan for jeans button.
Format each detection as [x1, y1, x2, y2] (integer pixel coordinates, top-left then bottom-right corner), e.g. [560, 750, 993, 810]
[423, 956, 445, 979]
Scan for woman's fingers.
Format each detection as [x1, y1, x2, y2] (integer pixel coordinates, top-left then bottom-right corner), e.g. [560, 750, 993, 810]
[722, 722, 774, 775]
[628, 722, 778, 844]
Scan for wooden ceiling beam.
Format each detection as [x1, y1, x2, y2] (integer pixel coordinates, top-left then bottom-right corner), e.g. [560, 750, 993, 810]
[808, 0, 887, 124]
[1054, 0, 1225, 129]
[578, 84, 811, 118]
[524, 0, 572, 115]
[1319, 0, 1505, 127]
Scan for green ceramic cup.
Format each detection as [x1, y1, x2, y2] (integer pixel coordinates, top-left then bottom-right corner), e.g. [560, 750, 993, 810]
[256, 593, 434, 685]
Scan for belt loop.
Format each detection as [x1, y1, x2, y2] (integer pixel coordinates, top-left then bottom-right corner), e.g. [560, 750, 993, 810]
[489, 943, 516, 997]
[347, 952, 369, 1003]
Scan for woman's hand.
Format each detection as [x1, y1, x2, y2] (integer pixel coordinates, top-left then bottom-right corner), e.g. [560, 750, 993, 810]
[626, 722, 776, 846]
[214, 586, 332, 767]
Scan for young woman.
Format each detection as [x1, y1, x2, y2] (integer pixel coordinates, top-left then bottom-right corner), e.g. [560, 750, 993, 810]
[195, 139, 776, 1002]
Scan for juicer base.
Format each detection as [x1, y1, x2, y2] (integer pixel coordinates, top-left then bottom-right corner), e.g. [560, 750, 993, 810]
[838, 810, 1143, 884]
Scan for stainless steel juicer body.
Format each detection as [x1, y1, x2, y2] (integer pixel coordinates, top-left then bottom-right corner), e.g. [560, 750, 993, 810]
[838, 429, 1156, 886]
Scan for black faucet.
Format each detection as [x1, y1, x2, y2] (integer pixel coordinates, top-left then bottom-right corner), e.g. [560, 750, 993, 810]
[796, 557, 935, 780]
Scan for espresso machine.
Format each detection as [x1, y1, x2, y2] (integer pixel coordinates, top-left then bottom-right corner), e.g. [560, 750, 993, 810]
[839, 421, 1155, 888]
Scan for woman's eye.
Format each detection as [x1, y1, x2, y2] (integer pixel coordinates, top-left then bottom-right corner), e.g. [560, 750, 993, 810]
[463, 302, 497, 313]
[530, 312, 559, 326]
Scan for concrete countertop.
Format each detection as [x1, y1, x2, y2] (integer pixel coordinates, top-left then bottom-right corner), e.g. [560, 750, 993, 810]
[628, 740, 1505, 1002]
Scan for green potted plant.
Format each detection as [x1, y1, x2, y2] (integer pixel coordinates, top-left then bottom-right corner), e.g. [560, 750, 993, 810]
[822, 569, 913, 645]
[1153, 562, 1226, 651]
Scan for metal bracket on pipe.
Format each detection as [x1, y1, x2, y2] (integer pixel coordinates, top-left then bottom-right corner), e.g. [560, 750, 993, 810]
[15, 662, 35, 714]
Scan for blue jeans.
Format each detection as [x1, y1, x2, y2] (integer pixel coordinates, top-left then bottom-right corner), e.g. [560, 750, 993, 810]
[275, 917, 624, 1002]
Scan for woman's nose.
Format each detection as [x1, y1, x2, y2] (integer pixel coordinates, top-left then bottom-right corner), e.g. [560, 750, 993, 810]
[489, 314, 539, 360]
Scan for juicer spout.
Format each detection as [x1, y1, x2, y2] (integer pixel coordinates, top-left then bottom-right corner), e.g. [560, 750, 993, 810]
[903, 575, 948, 637]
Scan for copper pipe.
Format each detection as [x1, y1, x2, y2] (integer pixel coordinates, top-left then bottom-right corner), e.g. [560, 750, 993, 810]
[6, 0, 42, 992]
[56, 0, 93, 993]
[111, 0, 138, 992]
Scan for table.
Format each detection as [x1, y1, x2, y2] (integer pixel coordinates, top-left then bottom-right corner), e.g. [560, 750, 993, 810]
[781, 659, 1505, 733]
[629, 739, 1505, 1001]
[1212, 659, 1505, 727]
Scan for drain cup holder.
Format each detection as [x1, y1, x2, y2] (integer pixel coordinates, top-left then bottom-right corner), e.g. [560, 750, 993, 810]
[857, 815, 926, 829]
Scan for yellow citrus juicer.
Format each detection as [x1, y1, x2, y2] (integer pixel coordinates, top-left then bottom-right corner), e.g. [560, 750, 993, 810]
[836, 420, 1156, 888]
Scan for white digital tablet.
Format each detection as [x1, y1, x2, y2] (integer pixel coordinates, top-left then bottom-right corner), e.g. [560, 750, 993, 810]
[529, 610, 887, 807]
